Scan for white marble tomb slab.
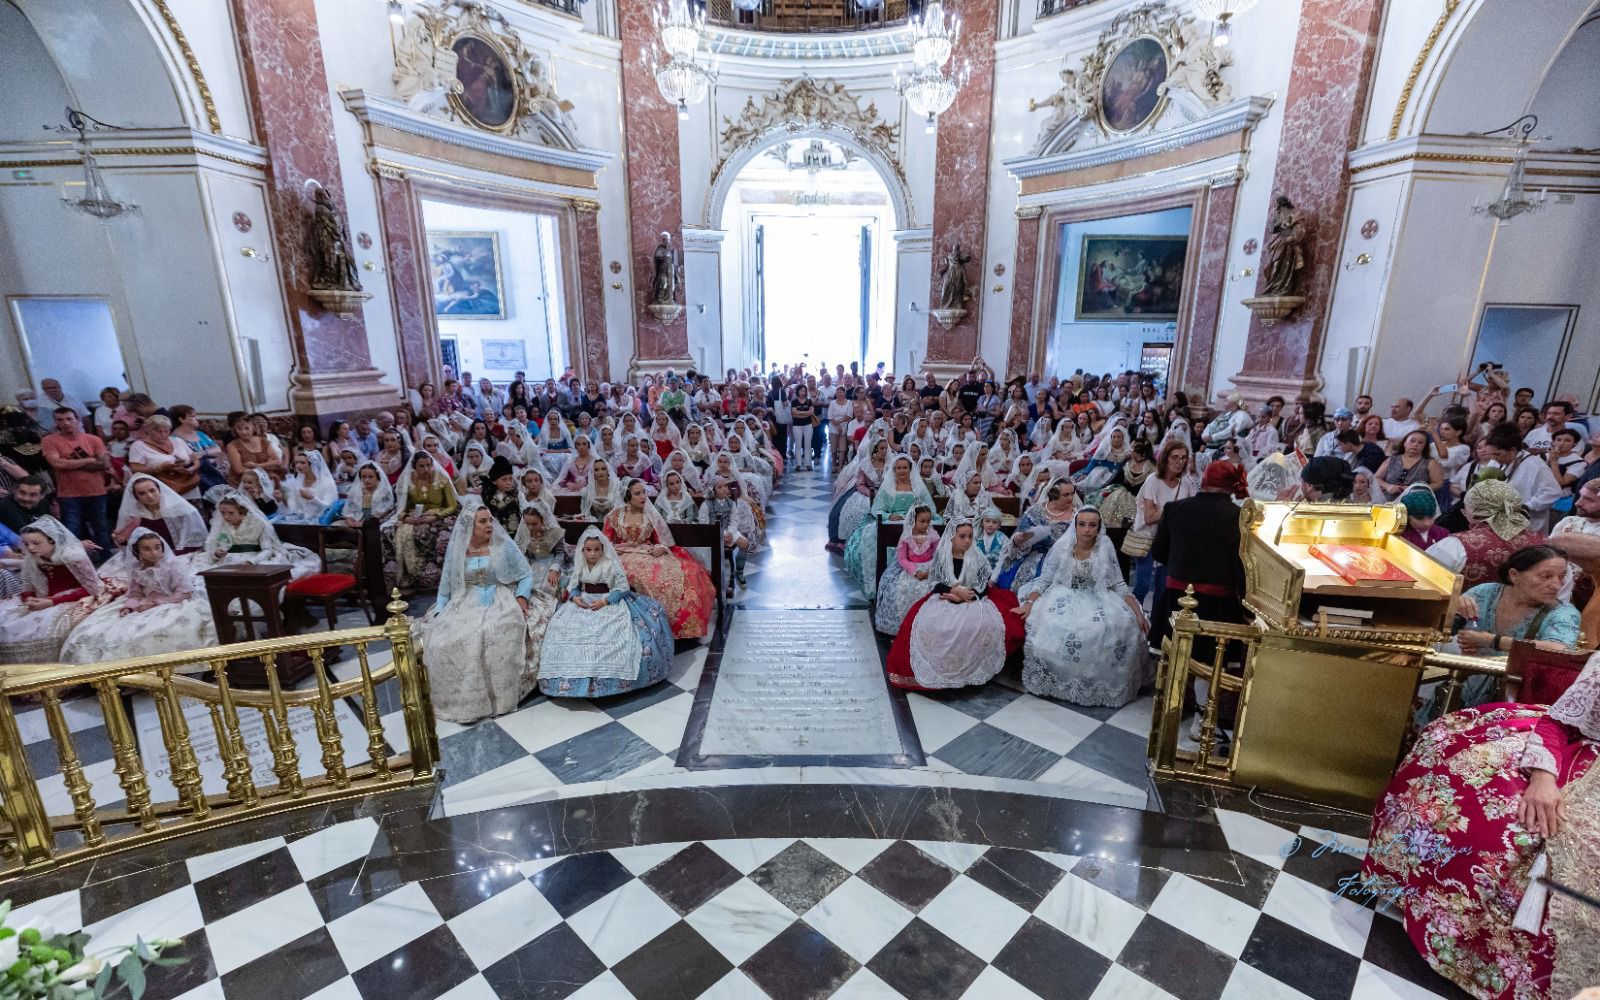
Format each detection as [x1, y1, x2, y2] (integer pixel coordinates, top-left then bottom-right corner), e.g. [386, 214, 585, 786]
[699, 609, 904, 757]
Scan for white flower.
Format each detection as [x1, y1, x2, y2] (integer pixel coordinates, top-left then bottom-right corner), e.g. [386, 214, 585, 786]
[57, 956, 102, 982]
[0, 934, 18, 968]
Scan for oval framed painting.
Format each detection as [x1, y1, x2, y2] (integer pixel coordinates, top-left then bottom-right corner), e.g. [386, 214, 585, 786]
[449, 31, 520, 132]
[1098, 35, 1170, 135]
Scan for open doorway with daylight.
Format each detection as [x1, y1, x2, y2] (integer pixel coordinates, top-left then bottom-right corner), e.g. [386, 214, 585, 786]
[718, 138, 897, 376]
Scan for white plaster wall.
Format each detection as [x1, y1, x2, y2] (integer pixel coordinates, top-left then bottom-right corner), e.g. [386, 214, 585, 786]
[10, 0, 189, 129]
[160, 0, 255, 140]
[0, 2, 76, 139]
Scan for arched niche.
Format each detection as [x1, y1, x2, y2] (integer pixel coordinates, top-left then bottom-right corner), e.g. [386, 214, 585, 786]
[705, 123, 914, 231]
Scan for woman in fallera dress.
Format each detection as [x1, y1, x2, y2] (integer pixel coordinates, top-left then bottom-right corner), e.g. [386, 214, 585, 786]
[61, 529, 217, 671]
[538, 528, 675, 698]
[887, 519, 1024, 691]
[579, 459, 624, 521]
[553, 434, 597, 494]
[874, 504, 939, 635]
[196, 492, 319, 579]
[383, 451, 460, 592]
[1362, 649, 1600, 999]
[279, 450, 339, 524]
[654, 469, 699, 522]
[515, 503, 571, 592]
[413, 499, 540, 723]
[829, 433, 887, 551]
[329, 461, 396, 526]
[604, 479, 716, 640]
[105, 473, 207, 580]
[996, 477, 1082, 591]
[1014, 507, 1148, 707]
[0, 517, 109, 664]
[845, 453, 935, 599]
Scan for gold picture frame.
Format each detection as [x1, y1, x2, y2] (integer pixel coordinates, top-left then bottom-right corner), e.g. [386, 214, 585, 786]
[1097, 33, 1172, 136]
[446, 28, 522, 134]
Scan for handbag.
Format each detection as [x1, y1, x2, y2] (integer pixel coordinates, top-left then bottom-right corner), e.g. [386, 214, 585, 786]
[1120, 529, 1153, 558]
[154, 464, 201, 494]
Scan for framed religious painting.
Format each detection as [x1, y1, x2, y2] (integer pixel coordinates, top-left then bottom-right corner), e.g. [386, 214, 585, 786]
[448, 29, 520, 132]
[1098, 34, 1170, 134]
[428, 230, 507, 319]
[1075, 234, 1188, 322]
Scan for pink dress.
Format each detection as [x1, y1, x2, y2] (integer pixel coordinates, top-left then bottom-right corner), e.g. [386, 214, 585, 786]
[604, 515, 716, 639]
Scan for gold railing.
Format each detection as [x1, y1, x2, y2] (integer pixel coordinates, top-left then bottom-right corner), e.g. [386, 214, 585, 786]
[1148, 590, 1509, 807]
[0, 595, 437, 879]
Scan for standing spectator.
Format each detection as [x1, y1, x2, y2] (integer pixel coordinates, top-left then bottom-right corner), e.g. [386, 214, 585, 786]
[1451, 423, 1565, 532]
[36, 379, 89, 434]
[475, 378, 507, 422]
[91, 387, 122, 438]
[790, 387, 816, 472]
[1381, 397, 1420, 441]
[1523, 400, 1573, 453]
[41, 408, 112, 555]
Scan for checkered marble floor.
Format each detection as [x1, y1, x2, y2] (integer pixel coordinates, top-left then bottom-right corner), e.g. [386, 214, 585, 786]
[4, 810, 1467, 1000]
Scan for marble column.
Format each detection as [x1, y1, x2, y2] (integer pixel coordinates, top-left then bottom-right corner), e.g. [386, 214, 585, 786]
[618, 0, 694, 377]
[231, 0, 400, 416]
[572, 199, 611, 380]
[1177, 182, 1239, 402]
[372, 167, 435, 394]
[922, 0, 999, 375]
[1228, 0, 1387, 403]
[1006, 206, 1043, 377]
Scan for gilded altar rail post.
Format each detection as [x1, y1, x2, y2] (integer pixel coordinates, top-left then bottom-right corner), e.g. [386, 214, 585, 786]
[0, 593, 436, 879]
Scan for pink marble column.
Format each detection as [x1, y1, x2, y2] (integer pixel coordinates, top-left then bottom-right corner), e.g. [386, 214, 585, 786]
[232, 0, 398, 416]
[1006, 207, 1043, 377]
[1229, 0, 1386, 402]
[373, 170, 435, 393]
[573, 202, 611, 379]
[924, 0, 999, 371]
[1178, 182, 1239, 402]
[617, 0, 692, 373]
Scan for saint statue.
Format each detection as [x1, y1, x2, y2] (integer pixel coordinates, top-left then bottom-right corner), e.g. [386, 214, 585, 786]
[308, 185, 361, 292]
[1260, 195, 1308, 298]
[651, 231, 680, 306]
[937, 244, 972, 311]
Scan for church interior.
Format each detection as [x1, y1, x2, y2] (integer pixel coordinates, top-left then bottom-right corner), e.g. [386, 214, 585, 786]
[1, 0, 1599, 997]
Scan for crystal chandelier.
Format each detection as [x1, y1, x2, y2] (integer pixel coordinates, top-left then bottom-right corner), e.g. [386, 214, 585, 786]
[650, 0, 716, 120]
[897, 0, 966, 133]
[1471, 115, 1547, 222]
[1190, 0, 1257, 46]
[58, 109, 136, 221]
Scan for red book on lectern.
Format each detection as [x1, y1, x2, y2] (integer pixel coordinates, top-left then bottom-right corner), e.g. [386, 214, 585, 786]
[1308, 544, 1415, 588]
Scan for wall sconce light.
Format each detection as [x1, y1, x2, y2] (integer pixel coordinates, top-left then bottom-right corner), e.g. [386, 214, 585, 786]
[610, 281, 622, 290]
[1343, 252, 1372, 271]
[239, 246, 270, 262]
[1228, 265, 1255, 283]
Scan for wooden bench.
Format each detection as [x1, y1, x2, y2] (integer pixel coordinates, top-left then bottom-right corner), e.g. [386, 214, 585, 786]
[559, 519, 726, 623]
[930, 495, 1020, 518]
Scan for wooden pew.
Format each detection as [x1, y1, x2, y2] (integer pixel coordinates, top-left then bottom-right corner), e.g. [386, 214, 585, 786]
[273, 519, 387, 623]
[560, 519, 726, 623]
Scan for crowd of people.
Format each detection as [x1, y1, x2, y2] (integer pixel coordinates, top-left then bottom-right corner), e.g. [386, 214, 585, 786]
[2, 355, 1599, 998]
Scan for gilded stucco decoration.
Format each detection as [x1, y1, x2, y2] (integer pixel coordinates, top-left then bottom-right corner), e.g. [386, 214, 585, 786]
[392, 0, 578, 148]
[715, 77, 902, 179]
[1027, 2, 1234, 156]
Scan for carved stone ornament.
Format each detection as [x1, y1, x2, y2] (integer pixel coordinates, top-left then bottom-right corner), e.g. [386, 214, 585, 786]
[717, 77, 901, 178]
[393, 1, 578, 148]
[1027, 1, 1235, 156]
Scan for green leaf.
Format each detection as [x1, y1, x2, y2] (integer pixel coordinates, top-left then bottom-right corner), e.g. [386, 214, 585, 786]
[134, 938, 152, 963]
[117, 954, 145, 1000]
[94, 960, 114, 997]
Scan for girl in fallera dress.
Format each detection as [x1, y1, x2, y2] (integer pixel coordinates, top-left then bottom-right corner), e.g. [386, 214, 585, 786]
[197, 492, 319, 579]
[553, 435, 597, 494]
[518, 466, 552, 511]
[279, 450, 338, 524]
[61, 529, 217, 671]
[538, 528, 674, 698]
[605, 479, 716, 640]
[413, 499, 542, 723]
[974, 509, 1007, 571]
[1014, 507, 1148, 707]
[0, 517, 110, 664]
[827, 433, 887, 552]
[329, 461, 396, 526]
[874, 504, 939, 635]
[701, 476, 757, 596]
[238, 467, 279, 519]
[579, 459, 624, 521]
[456, 442, 494, 496]
[886, 519, 1024, 691]
[845, 454, 936, 600]
[383, 451, 460, 592]
[514, 504, 571, 592]
[654, 469, 699, 522]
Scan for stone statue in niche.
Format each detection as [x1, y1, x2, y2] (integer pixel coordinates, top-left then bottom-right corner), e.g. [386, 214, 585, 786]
[651, 232, 681, 306]
[309, 185, 361, 292]
[1028, 65, 1098, 144]
[937, 244, 973, 311]
[1260, 196, 1308, 297]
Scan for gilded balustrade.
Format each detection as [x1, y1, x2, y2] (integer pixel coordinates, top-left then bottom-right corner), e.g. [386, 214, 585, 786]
[0, 594, 437, 879]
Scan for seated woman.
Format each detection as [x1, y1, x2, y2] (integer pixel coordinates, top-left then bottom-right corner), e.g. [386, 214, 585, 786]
[683, 423, 712, 471]
[552, 435, 597, 494]
[196, 492, 319, 579]
[328, 460, 395, 526]
[455, 442, 494, 496]
[1448, 544, 1581, 706]
[1398, 484, 1449, 549]
[886, 519, 1023, 691]
[648, 410, 680, 462]
[998, 454, 1038, 499]
[874, 504, 939, 635]
[1362, 648, 1600, 1000]
[615, 436, 659, 495]
[130, 415, 203, 500]
[374, 429, 409, 485]
[515, 503, 571, 596]
[845, 454, 935, 600]
[828, 433, 888, 553]
[419, 434, 457, 481]
[663, 450, 703, 497]
[518, 466, 553, 511]
[605, 479, 716, 640]
[946, 469, 998, 523]
[496, 422, 540, 472]
[382, 451, 460, 592]
[713, 449, 768, 514]
[579, 459, 624, 521]
[654, 469, 699, 522]
[109, 473, 207, 571]
[725, 433, 773, 503]
[480, 457, 522, 536]
[538, 527, 674, 698]
[1014, 507, 1148, 707]
[701, 475, 757, 596]
[995, 477, 1082, 591]
[0, 517, 109, 664]
[539, 414, 574, 475]
[61, 529, 217, 670]
[279, 450, 338, 524]
[413, 499, 542, 723]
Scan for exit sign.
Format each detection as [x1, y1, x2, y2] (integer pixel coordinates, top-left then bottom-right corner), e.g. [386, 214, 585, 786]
[11, 170, 34, 180]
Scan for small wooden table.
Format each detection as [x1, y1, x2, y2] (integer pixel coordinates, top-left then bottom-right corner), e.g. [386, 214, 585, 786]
[198, 564, 311, 686]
